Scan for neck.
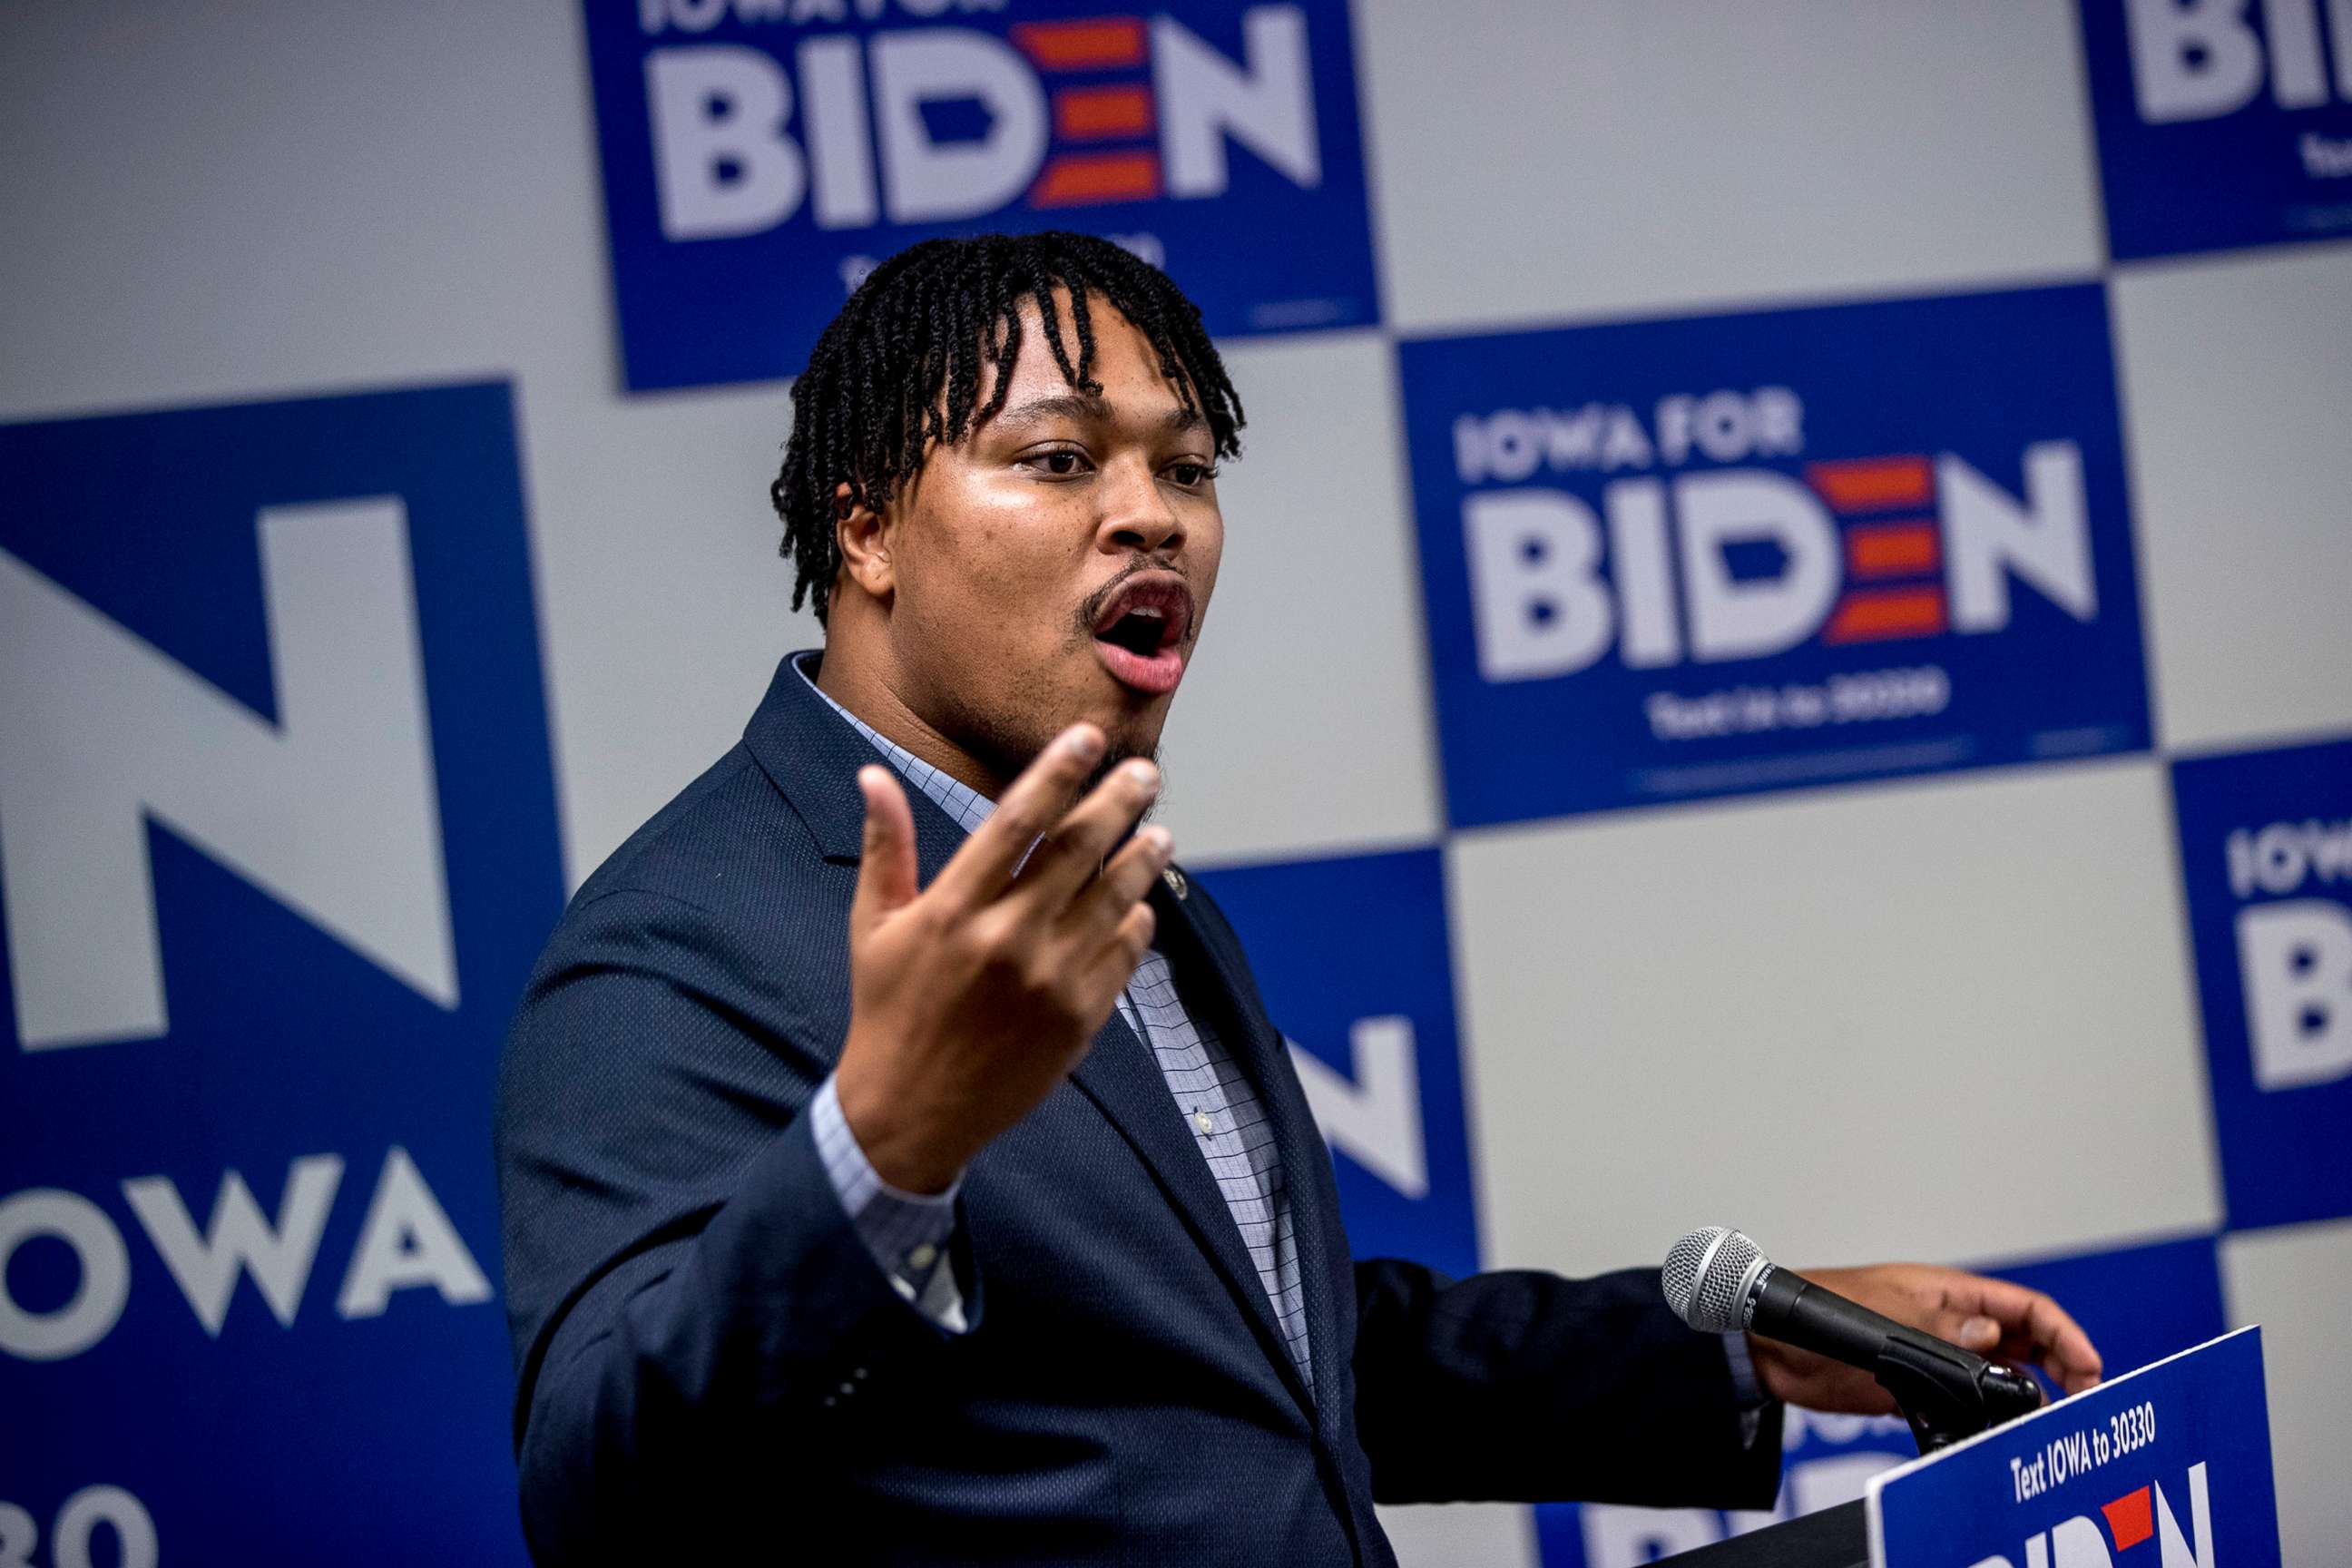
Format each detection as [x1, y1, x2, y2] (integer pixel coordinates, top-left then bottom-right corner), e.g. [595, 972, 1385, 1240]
[813, 629, 1018, 802]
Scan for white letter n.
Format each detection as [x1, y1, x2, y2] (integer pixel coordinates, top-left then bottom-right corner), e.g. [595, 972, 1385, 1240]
[0, 498, 459, 1050]
[1154, 8, 1320, 197]
[1290, 1017, 1428, 1200]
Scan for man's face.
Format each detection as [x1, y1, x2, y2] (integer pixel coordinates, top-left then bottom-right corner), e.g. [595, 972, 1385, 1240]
[877, 296, 1225, 780]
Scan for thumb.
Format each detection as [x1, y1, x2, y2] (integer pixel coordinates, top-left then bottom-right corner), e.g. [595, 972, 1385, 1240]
[850, 766, 918, 941]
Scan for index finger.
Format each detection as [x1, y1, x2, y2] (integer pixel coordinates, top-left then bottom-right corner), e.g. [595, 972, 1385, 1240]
[927, 723, 1105, 907]
[1950, 1274, 2103, 1395]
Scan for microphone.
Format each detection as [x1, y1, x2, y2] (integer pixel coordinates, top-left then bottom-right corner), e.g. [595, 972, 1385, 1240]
[1661, 1226, 2043, 1452]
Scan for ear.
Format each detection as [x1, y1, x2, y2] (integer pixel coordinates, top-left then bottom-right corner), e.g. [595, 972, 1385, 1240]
[832, 481, 895, 604]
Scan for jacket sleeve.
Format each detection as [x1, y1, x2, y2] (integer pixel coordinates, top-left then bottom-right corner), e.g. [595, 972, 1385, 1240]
[495, 887, 976, 1562]
[1350, 1257, 1783, 1510]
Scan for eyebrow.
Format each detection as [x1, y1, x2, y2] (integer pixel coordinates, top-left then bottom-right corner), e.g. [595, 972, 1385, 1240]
[987, 393, 1207, 438]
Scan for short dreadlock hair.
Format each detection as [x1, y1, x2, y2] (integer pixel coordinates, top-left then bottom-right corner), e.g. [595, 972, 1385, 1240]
[770, 231, 1245, 624]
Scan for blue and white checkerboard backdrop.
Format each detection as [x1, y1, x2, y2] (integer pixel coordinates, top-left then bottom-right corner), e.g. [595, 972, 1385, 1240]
[3, 3, 2347, 1563]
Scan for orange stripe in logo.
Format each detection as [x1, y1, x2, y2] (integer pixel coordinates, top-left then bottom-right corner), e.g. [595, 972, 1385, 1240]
[1823, 586, 1946, 642]
[2102, 1488, 2154, 1552]
[1054, 85, 1154, 141]
[1013, 17, 1147, 71]
[1029, 151, 1161, 207]
[1808, 456, 1934, 513]
[1845, 520, 1941, 579]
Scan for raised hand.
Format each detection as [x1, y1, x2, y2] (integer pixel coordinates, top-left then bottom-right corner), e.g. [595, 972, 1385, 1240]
[832, 723, 1171, 1193]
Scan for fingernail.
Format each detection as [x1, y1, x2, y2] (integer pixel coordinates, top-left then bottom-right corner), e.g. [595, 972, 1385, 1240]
[1965, 1317, 2000, 1346]
[1064, 726, 1104, 760]
[1124, 760, 1159, 793]
[1138, 825, 1172, 857]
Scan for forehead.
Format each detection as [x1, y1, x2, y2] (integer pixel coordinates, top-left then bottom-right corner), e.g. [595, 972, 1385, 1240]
[979, 289, 1191, 417]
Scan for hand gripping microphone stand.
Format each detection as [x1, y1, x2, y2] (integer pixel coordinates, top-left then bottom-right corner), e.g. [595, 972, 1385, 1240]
[1666, 1226, 2044, 1455]
[1740, 1255, 2044, 1453]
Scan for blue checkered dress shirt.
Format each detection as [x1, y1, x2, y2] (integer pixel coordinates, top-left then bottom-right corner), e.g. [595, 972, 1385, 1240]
[799, 659, 1316, 1389]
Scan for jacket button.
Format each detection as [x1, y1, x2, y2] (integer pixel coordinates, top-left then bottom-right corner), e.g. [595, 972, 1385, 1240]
[1162, 866, 1188, 900]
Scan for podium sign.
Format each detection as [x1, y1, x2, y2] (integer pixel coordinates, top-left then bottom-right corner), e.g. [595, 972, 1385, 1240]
[1867, 1328, 2278, 1568]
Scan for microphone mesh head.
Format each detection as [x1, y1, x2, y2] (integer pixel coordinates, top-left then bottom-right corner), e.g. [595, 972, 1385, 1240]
[1661, 1226, 1769, 1333]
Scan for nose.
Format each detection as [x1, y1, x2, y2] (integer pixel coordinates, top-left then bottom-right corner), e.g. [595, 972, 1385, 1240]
[1096, 455, 1183, 556]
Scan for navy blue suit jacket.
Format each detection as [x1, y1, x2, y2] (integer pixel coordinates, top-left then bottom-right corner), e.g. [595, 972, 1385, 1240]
[495, 655, 1782, 1564]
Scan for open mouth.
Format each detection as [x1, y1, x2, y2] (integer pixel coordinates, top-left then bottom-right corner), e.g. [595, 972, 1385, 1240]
[1090, 572, 1193, 697]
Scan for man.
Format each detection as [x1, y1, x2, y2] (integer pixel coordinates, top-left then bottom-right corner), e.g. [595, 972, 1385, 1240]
[495, 232, 2101, 1564]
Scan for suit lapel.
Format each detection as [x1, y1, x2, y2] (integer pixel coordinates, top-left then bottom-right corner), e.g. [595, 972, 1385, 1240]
[1132, 877, 1341, 1436]
[1065, 970, 1318, 1423]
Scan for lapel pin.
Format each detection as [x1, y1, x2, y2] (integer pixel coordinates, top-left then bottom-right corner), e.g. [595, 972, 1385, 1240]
[1161, 866, 1188, 900]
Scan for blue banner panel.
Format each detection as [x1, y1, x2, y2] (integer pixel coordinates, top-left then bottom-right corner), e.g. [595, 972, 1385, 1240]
[581, 0, 1379, 391]
[2171, 734, 2352, 1231]
[1399, 284, 2153, 828]
[2077, 0, 2352, 260]
[0, 385, 561, 1563]
[1193, 847, 1480, 1281]
[1870, 1328, 2279, 1568]
[1534, 1232, 2226, 1568]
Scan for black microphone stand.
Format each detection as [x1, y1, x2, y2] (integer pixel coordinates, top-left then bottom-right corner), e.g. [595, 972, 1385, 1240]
[1875, 1333, 2045, 1454]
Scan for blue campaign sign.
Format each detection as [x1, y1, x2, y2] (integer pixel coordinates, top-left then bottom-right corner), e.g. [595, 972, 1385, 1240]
[0, 385, 562, 1563]
[581, 0, 1379, 391]
[1534, 1232, 2227, 1568]
[1398, 283, 2152, 828]
[1869, 1328, 2279, 1568]
[2076, 0, 2352, 260]
[1193, 847, 1481, 1281]
[2171, 735, 2352, 1230]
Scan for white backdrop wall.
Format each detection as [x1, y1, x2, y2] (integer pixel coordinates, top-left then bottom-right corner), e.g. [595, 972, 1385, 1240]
[3, 2, 2347, 1564]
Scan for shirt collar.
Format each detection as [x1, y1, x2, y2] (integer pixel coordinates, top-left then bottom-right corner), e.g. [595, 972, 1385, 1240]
[793, 652, 995, 834]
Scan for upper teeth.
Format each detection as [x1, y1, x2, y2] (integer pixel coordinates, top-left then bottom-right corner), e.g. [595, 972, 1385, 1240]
[1129, 606, 1162, 619]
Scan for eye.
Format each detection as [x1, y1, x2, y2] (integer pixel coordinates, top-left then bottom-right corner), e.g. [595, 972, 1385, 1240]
[1165, 459, 1218, 487]
[1022, 446, 1092, 477]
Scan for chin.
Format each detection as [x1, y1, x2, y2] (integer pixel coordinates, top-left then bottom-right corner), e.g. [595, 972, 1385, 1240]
[1101, 729, 1163, 769]
[975, 652, 1177, 783]
[1097, 692, 1171, 755]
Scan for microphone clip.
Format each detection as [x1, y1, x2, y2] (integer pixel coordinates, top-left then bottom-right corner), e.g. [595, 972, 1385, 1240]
[1874, 1336, 2043, 1455]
